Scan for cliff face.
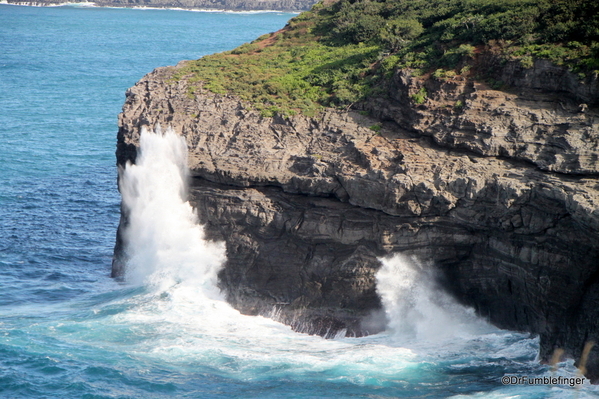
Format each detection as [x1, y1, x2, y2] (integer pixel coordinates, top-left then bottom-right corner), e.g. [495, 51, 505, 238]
[114, 61, 599, 378]
[6, 0, 316, 11]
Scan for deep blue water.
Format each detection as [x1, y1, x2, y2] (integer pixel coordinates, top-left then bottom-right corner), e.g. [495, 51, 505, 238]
[1, 4, 599, 398]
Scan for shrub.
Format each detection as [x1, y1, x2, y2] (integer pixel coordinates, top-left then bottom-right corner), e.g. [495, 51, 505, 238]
[379, 18, 424, 51]
[369, 123, 382, 132]
[411, 87, 427, 104]
[520, 55, 534, 69]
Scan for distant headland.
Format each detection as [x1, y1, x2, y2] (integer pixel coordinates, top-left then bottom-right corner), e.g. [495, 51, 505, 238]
[1, 0, 317, 11]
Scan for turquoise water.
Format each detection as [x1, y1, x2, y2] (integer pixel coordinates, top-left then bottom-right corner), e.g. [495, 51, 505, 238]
[1, 4, 598, 398]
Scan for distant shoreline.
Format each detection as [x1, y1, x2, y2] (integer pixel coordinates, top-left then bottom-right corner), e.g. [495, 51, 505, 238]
[0, 0, 308, 12]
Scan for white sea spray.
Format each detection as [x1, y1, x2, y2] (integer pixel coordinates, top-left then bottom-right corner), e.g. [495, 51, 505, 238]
[119, 126, 225, 296]
[376, 253, 492, 343]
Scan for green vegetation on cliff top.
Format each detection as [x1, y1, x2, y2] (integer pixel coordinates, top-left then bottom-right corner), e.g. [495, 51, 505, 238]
[174, 0, 599, 116]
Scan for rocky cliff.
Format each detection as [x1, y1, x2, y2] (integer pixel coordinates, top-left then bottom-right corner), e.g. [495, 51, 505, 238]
[113, 52, 599, 379]
[5, 0, 316, 11]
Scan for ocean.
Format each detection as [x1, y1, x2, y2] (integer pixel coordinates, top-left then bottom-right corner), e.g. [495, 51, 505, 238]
[0, 4, 598, 398]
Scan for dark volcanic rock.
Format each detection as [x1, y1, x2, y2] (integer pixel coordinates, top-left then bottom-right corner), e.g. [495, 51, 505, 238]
[114, 64, 599, 378]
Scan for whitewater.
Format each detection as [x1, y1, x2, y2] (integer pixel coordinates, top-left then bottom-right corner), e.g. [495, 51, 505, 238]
[1, 4, 599, 398]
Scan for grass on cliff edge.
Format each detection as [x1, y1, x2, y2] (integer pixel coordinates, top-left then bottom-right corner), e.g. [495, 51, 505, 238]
[173, 9, 382, 117]
[172, 0, 599, 117]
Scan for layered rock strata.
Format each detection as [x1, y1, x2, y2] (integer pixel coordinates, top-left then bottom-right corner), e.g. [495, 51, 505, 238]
[114, 62, 599, 378]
